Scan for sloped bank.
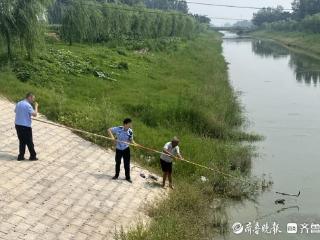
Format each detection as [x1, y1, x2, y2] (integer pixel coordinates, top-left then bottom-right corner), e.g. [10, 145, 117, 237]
[252, 31, 320, 58]
[0, 31, 257, 239]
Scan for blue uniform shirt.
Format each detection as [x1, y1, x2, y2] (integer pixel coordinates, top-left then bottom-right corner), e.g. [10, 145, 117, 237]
[15, 100, 34, 127]
[111, 126, 133, 150]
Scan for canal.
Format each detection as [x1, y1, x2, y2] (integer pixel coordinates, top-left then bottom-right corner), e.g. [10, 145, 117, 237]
[220, 32, 320, 239]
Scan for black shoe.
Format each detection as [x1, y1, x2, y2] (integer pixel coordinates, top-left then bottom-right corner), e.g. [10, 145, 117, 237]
[29, 157, 38, 161]
[126, 178, 132, 183]
[17, 157, 25, 161]
[112, 176, 118, 180]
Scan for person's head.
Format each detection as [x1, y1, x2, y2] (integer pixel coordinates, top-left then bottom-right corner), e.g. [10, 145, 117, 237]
[26, 92, 35, 103]
[171, 136, 180, 148]
[123, 118, 132, 129]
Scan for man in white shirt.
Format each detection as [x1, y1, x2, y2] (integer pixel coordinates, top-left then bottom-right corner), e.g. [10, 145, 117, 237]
[160, 137, 183, 189]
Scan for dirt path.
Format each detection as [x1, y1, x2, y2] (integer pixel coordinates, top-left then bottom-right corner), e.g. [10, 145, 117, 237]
[0, 97, 164, 240]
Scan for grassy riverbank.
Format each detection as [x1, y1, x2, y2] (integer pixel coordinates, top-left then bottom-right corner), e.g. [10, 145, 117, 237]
[252, 31, 320, 56]
[0, 31, 257, 239]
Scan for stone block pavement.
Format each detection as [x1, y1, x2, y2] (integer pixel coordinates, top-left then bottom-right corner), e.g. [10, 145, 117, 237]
[0, 97, 165, 240]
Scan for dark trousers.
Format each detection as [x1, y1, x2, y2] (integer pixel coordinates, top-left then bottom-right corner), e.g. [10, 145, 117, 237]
[15, 125, 36, 159]
[115, 147, 130, 179]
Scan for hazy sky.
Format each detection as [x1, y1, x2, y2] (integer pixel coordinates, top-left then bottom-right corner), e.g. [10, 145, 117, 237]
[188, 0, 293, 26]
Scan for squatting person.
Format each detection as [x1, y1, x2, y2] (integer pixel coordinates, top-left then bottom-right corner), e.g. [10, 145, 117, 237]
[108, 118, 137, 183]
[15, 92, 39, 161]
[160, 137, 183, 189]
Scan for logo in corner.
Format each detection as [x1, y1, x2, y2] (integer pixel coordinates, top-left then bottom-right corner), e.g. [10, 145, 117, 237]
[232, 222, 244, 234]
[287, 223, 298, 234]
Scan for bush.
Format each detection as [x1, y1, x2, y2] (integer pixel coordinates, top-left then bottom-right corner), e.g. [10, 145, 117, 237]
[262, 13, 320, 34]
[13, 62, 34, 82]
[117, 61, 129, 70]
[301, 13, 320, 33]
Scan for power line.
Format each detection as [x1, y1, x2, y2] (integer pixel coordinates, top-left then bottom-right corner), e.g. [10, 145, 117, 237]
[186, 1, 293, 11]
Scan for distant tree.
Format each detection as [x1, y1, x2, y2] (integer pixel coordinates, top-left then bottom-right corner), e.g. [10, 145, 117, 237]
[120, 0, 144, 5]
[86, 4, 104, 42]
[300, 13, 320, 33]
[0, 0, 16, 59]
[193, 14, 211, 24]
[233, 20, 254, 28]
[14, 0, 52, 60]
[61, 0, 89, 45]
[60, 1, 199, 43]
[292, 0, 320, 19]
[103, 0, 144, 5]
[144, 0, 188, 13]
[174, 0, 188, 13]
[252, 6, 291, 26]
[48, 0, 71, 24]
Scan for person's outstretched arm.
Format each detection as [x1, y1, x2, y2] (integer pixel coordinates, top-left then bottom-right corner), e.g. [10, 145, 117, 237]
[108, 128, 115, 140]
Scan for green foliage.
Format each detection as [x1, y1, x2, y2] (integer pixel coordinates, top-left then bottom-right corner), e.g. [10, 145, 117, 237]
[0, 0, 51, 60]
[12, 61, 33, 82]
[47, 48, 93, 74]
[261, 13, 320, 34]
[193, 14, 211, 24]
[59, 1, 200, 44]
[117, 61, 129, 69]
[61, 0, 89, 45]
[0, 0, 16, 59]
[300, 13, 320, 32]
[48, 0, 71, 24]
[252, 6, 291, 27]
[10, 47, 121, 88]
[292, 0, 320, 19]
[144, 0, 188, 13]
[254, 0, 320, 34]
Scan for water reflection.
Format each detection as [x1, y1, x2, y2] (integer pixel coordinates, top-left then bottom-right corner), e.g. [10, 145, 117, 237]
[252, 40, 289, 59]
[251, 40, 320, 86]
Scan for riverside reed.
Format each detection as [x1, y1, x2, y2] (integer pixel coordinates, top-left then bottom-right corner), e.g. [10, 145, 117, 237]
[0, 31, 259, 239]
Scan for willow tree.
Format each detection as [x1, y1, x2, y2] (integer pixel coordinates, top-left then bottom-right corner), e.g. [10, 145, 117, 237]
[13, 0, 52, 60]
[86, 4, 104, 43]
[60, 1, 201, 43]
[61, 0, 89, 45]
[0, 0, 15, 60]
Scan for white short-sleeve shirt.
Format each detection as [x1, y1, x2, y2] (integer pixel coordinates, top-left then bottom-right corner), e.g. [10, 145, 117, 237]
[160, 142, 180, 163]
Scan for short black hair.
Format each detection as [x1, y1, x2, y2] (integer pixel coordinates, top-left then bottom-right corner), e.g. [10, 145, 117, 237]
[26, 92, 34, 98]
[123, 118, 132, 125]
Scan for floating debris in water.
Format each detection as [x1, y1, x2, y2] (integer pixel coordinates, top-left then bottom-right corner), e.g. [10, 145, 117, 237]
[276, 190, 301, 197]
[275, 199, 286, 205]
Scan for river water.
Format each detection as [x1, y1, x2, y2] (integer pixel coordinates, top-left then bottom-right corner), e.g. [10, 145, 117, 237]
[219, 32, 320, 239]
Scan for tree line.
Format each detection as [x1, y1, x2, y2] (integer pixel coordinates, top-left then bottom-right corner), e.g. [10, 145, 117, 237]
[1, 0, 208, 61]
[252, 0, 320, 33]
[56, 1, 204, 45]
[48, 0, 189, 24]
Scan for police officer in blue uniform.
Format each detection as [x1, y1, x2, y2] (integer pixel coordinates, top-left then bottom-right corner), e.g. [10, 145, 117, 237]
[108, 118, 137, 183]
[15, 92, 39, 161]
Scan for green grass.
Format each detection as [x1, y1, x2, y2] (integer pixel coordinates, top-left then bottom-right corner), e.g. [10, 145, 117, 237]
[0, 31, 259, 239]
[252, 30, 320, 57]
